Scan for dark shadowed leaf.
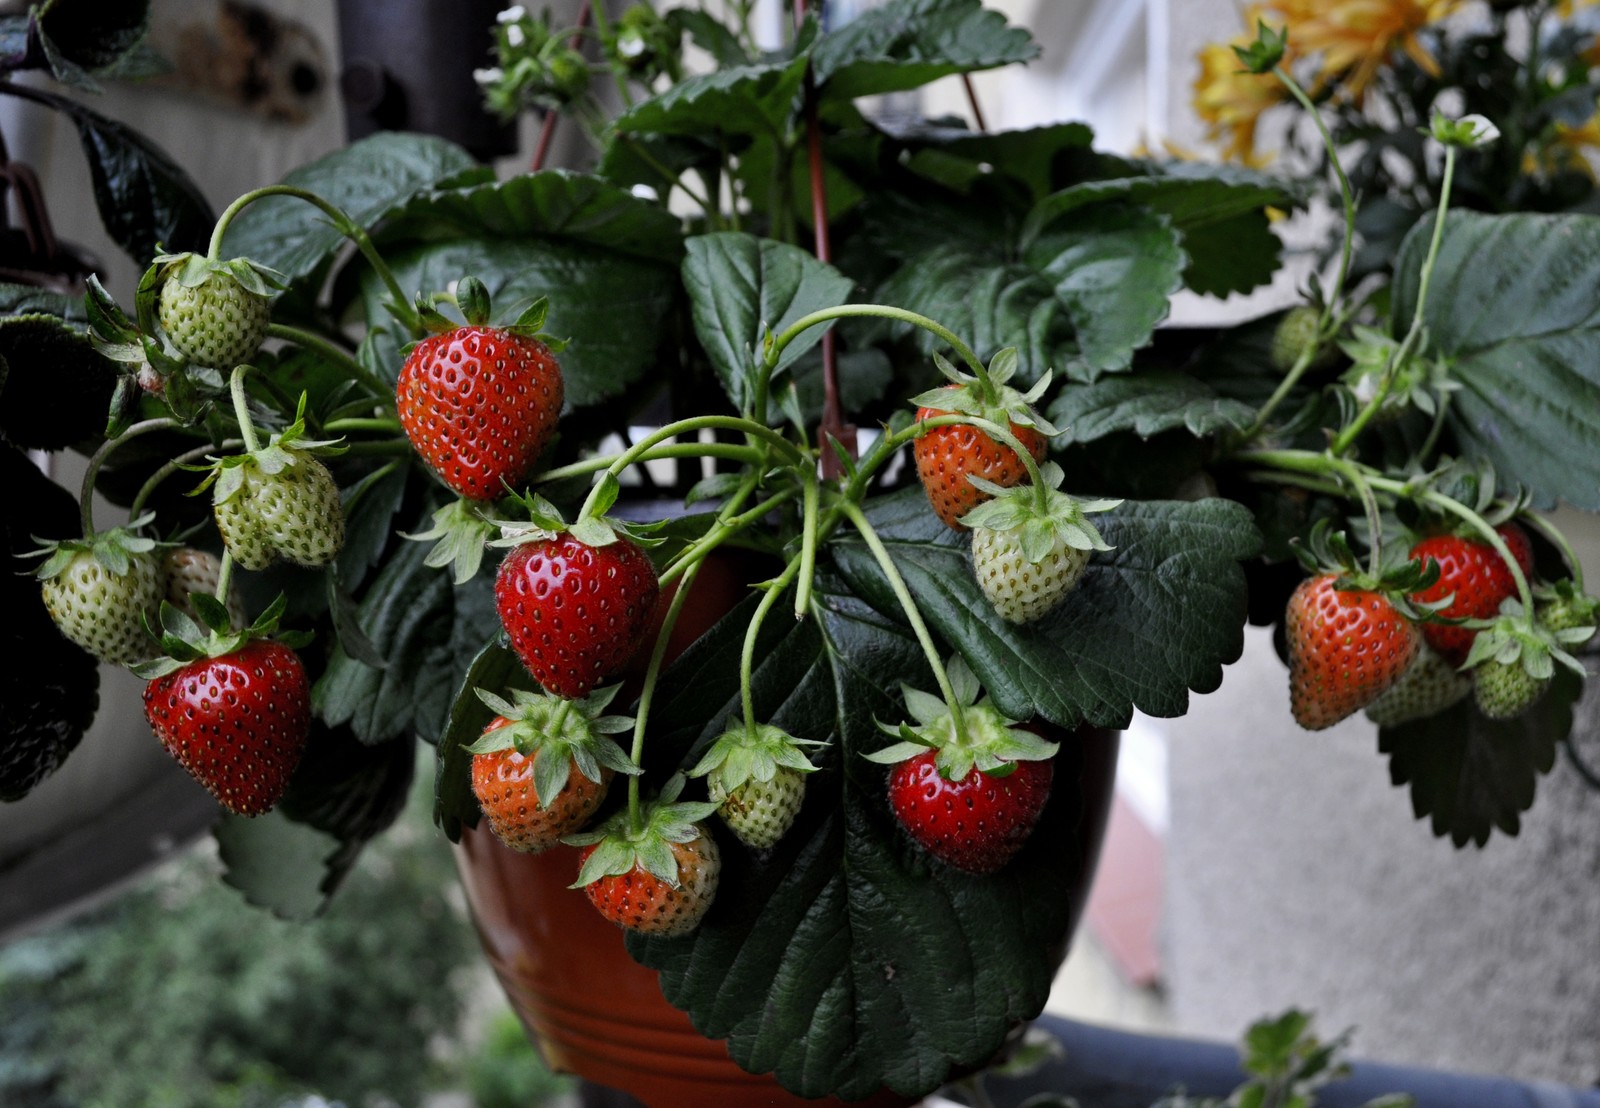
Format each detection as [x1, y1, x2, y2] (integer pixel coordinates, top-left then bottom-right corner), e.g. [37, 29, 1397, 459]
[614, 55, 809, 139]
[812, 0, 1037, 99]
[1050, 371, 1257, 444]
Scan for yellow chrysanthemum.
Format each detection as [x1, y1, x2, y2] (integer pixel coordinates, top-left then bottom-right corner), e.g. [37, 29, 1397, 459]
[1287, 0, 1463, 101]
[1193, 34, 1292, 165]
[1558, 0, 1600, 18]
[1527, 111, 1600, 178]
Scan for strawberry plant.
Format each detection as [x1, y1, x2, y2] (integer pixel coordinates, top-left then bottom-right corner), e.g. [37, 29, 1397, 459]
[3, 2, 1599, 1104]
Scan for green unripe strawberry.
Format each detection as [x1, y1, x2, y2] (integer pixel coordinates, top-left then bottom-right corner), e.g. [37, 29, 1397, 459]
[1270, 305, 1330, 373]
[151, 253, 283, 369]
[1473, 658, 1548, 720]
[961, 462, 1119, 625]
[1364, 644, 1469, 727]
[213, 451, 345, 570]
[35, 524, 162, 665]
[689, 722, 823, 851]
[710, 767, 808, 851]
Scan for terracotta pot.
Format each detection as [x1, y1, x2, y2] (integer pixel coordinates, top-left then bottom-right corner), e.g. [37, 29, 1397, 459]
[453, 550, 1121, 1106]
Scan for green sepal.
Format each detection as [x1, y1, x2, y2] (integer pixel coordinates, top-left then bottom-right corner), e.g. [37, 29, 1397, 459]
[403, 497, 496, 585]
[465, 683, 641, 806]
[960, 463, 1119, 558]
[687, 721, 824, 791]
[511, 295, 550, 335]
[1232, 19, 1287, 73]
[28, 514, 160, 580]
[566, 773, 720, 886]
[456, 275, 492, 327]
[910, 349, 1059, 437]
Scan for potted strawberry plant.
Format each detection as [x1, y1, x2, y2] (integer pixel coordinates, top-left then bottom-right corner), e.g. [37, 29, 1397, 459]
[4, 1, 1599, 1104]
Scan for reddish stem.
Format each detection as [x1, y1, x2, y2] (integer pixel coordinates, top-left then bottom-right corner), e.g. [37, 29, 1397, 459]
[530, 0, 595, 172]
[961, 73, 988, 133]
[795, 0, 855, 476]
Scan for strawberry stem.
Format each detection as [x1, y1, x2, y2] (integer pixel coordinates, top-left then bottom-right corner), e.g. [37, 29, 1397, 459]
[766, 305, 997, 405]
[658, 485, 793, 588]
[228, 366, 262, 454]
[838, 500, 969, 745]
[266, 323, 393, 405]
[214, 549, 235, 609]
[208, 184, 423, 337]
[1331, 144, 1458, 458]
[130, 438, 241, 520]
[1523, 513, 1586, 591]
[534, 442, 768, 487]
[741, 559, 803, 731]
[627, 556, 705, 835]
[794, 466, 821, 619]
[79, 418, 176, 537]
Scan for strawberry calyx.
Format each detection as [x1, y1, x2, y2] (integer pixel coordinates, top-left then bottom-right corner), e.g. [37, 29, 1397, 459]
[487, 482, 659, 553]
[908, 348, 1058, 437]
[959, 461, 1120, 558]
[687, 722, 825, 795]
[130, 591, 312, 680]
[410, 275, 567, 350]
[864, 655, 1057, 782]
[566, 773, 721, 889]
[1462, 599, 1591, 680]
[405, 497, 499, 584]
[195, 392, 346, 496]
[149, 250, 288, 301]
[29, 513, 163, 581]
[1536, 579, 1599, 636]
[1292, 520, 1440, 620]
[468, 683, 641, 807]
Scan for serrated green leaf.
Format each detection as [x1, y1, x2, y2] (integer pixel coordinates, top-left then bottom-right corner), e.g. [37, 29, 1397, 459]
[215, 809, 342, 922]
[615, 55, 809, 140]
[628, 576, 1117, 1100]
[1392, 210, 1600, 509]
[683, 232, 855, 413]
[1049, 371, 1258, 443]
[222, 132, 489, 288]
[314, 523, 502, 744]
[0, 311, 120, 451]
[1378, 669, 1575, 847]
[833, 489, 1261, 728]
[811, 0, 1037, 99]
[1025, 202, 1186, 380]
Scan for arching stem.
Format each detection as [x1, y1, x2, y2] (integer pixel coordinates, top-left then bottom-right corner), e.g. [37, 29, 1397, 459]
[229, 365, 262, 454]
[78, 418, 177, 536]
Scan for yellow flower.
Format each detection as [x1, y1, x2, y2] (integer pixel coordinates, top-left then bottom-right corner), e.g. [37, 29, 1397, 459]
[1558, 0, 1600, 17]
[1528, 111, 1600, 178]
[1288, 0, 1463, 101]
[1193, 32, 1292, 164]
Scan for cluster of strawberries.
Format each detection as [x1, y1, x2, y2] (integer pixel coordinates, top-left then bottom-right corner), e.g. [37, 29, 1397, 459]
[1286, 521, 1596, 731]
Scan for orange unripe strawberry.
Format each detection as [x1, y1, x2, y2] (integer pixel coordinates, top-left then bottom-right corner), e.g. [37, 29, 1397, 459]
[1286, 574, 1420, 730]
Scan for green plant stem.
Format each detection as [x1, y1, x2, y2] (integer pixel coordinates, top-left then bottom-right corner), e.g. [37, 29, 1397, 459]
[576, 415, 802, 520]
[129, 439, 242, 520]
[585, 0, 637, 110]
[535, 442, 767, 485]
[898, 412, 1049, 509]
[1327, 456, 1385, 576]
[79, 418, 177, 536]
[740, 559, 803, 730]
[1415, 391, 1452, 462]
[1332, 145, 1458, 457]
[267, 323, 393, 402]
[323, 416, 404, 435]
[837, 499, 968, 744]
[206, 184, 421, 336]
[657, 486, 795, 589]
[766, 304, 995, 402]
[794, 467, 820, 619]
[228, 365, 262, 453]
[626, 556, 704, 834]
[214, 549, 235, 607]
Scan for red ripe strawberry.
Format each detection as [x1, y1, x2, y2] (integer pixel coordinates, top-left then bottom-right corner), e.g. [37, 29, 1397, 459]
[494, 533, 659, 699]
[577, 827, 721, 936]
[908, 348, 1056, 531]
[468, 684, 638, 853]
[397, 324, 563, 502]
[915, 399, 1047, 531]
[473, 738, 614, 853]
[141, 639, 311, 816]
[1408, 534, 1520, 666]
[887, 750, 1054, 875]
[1286, 574, 1420, 730]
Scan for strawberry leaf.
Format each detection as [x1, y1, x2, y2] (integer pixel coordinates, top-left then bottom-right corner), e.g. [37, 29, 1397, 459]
[683, 232, 854, 415]
[810, 0, 1036, 99]
[833, 488, 1261, 728]
[630, 576, 1119, 1100]
[1378, 668, 1577, 846]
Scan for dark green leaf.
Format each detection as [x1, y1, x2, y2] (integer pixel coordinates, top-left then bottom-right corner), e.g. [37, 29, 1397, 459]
[0, 312, 119, 450]
[336, 462, 409, 589]
[1378, 669, 1575, 847]
[1392, 210, 1600, 509]
[383, 170, 684, 266]
[1025, 202, 1186, 379]
[0, 282, 87, 321]
[11, 86, 211, 263]
[629, 575, 1114, 1099]
[34, 0, 150, 85]
[1050, 371, 1258, 443]
[313, 526, 502, 744]
[277, 723, 416, 852]
[614, 55, 809, 140]
[665, 8, 749, 67]
[831, 489, 1261, 728]
[1022, 163, 1300, 246]
[215, 808, 343, 922]
[897, 123, 1095, 201]
[682, 232, 855, 412]
[1178, 209, 1282, 298]
[812, 0, 1037, 100]
[221, 132, 489, 287]
[434, 640, 523, 840]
